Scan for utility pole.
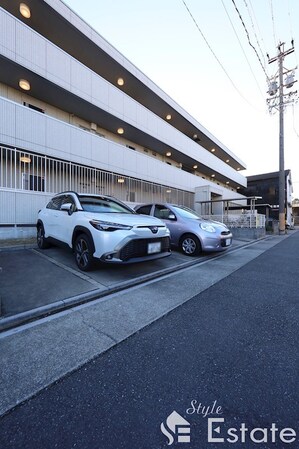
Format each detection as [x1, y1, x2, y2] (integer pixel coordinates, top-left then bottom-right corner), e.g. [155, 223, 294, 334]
[267, 42, 297, 235]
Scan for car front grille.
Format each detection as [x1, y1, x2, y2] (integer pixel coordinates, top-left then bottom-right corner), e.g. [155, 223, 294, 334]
[221, 231, 231, 236]
[119, 237, 171, 261]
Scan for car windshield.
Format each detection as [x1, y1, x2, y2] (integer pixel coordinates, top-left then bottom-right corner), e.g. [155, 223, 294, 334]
[172, 205, 202, 219]
[79, 196, 133, 214]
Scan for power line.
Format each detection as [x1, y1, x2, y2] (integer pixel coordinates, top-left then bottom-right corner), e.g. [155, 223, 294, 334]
[242, 0, 267, 70]
[292, 104, 299, 139]
[269, 0, 277, 46]
[231, 0, 270, 82]
[247, 0, 268, 61]
[181, 0, 257, 107]
[287, 0, 298, 66]
[221, 0, 264, 99]
[287, 0, 294, 39]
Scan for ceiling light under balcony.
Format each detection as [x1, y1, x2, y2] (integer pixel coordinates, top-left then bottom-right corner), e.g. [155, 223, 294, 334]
[166, 114, 172, 120]
[117, 178, 125, 184]
[211, 148, 216, 153]
[166, 151, 172, 157]
[117, 127, 124, 135]
[19, 3, 31, 18]
[20, 155, 31, 163]
[117, 78, 124, 86]
[193, 165, 198, 169]
[19, 79, 30, 91]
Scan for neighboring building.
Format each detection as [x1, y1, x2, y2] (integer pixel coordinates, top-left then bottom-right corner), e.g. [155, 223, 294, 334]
[239, 170, 293, 226]
[292, 199, 299, 225]
[0, 0, 247, 239]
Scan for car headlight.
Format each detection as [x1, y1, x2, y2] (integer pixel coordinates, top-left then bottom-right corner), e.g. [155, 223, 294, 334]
[90, 220, 133, 232]
[200, 223, 216, 233]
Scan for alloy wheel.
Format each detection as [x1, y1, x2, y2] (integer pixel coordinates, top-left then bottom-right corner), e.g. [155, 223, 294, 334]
[74, 234, 94, 271]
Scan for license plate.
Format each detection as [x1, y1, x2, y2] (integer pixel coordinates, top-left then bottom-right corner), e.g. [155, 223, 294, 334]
[226, 238, 232, 246]
[148, 242, 161, 254]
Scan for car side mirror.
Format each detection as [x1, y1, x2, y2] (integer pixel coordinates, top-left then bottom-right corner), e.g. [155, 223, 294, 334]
[168, 213, 176, 220]
[61, 203, 74, 215]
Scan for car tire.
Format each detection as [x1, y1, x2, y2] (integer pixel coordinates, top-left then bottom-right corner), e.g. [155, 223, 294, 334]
[37, 224, 50, 249]
[180, 234, 201, 256]
[74, 233, 94, 271]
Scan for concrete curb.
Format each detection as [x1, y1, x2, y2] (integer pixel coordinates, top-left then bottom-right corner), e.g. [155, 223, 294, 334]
[0, 243, 37, 252]
[0, 251, 223, 332]
[0, 236, 272, 332]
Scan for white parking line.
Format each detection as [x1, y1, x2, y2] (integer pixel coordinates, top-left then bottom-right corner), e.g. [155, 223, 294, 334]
[30, 249, 102, 287]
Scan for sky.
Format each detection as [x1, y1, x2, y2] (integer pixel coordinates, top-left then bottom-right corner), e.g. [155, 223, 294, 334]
[63, 0, 299, 197]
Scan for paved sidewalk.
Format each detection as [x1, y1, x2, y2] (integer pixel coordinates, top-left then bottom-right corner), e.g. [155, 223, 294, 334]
[0, 232, 294, 418]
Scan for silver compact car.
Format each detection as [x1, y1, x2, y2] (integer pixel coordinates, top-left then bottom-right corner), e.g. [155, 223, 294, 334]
[135, 203, 232, 256]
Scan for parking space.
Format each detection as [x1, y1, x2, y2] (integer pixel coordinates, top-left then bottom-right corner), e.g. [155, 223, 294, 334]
[0, 243, 221, 320]
[33, 245, 207, 286]
[0, 248, 96, 317]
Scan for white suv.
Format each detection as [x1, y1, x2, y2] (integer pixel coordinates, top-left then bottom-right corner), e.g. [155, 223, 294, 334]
[37, 192, 171, 271]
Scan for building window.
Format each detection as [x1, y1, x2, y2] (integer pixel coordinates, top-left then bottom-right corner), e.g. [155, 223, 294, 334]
[79, 125, 90, 132]
[129, 192, 136, 202]
[22, 173, 45, 191]
[23, 102, 44, 113]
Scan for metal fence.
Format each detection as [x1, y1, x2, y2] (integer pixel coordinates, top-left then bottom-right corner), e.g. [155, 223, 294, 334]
[201, 214, 266, 229]
[0, 146, 194, 207]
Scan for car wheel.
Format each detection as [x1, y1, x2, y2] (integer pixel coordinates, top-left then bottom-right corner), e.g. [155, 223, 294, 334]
[180, 234, 201, 256]
[37, 224, 50, 249]
[74, 234, 94, 271]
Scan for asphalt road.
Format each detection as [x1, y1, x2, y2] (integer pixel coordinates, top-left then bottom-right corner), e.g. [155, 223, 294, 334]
[0, 232, 298, 449]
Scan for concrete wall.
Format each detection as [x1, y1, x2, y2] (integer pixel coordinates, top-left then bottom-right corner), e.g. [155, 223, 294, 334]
[0, 190, 52, 240]
[231, 228, 266, 240]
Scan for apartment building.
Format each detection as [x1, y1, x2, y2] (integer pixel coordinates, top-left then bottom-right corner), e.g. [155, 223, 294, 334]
[0, 0, 247, 239]
[240, 170, 293, 227]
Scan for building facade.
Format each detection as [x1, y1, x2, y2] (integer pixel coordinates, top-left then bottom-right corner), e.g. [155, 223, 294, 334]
[0, 0, 247, 239]
[239, 170, 293, 227]
[292, 199, 299, 225]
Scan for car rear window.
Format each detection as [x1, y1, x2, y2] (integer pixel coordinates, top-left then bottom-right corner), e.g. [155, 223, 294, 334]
[136, 205, 152, 215]
[172, 205, 201, 219]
